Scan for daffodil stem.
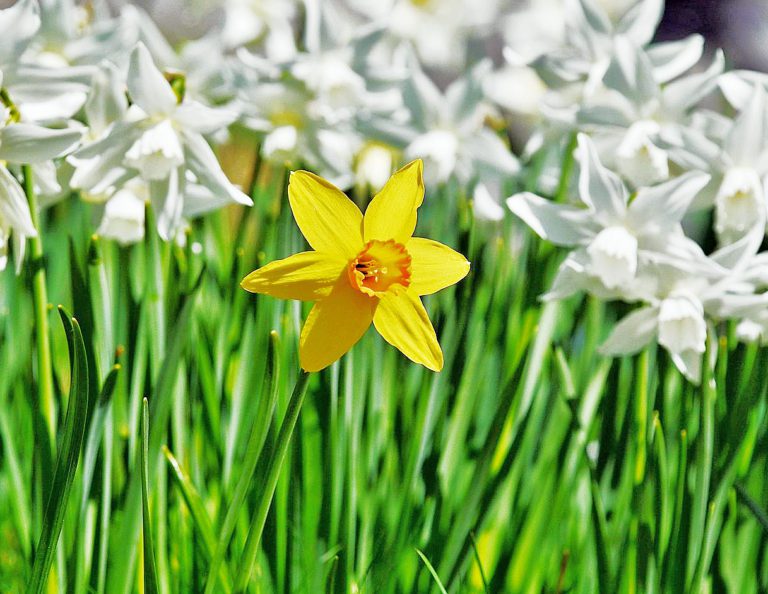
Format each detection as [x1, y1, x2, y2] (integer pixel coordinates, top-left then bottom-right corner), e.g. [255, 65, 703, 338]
[22, 164, 56, 448]
[555, 131, 578, 203]
[234, 370, 311, 593]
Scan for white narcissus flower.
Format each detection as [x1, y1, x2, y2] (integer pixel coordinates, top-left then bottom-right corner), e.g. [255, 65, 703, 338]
[657, 290, 707, 354]
[97, 181, 147, 245]
[586, 225, 638, 289]
[0, 80, 82, 270]
[577, 36, 723, 188]
[363, 59, 519, 188]
[615, 120, 668, 187]
[598, 229, 768, 382]
[354, 141, 395, 195]
[124, 119, 185, 181]
[507, 134, 710, 299]
[670, 85, 768, 246]
[70, 43, 252, 240]
[714, 168, 764, 244]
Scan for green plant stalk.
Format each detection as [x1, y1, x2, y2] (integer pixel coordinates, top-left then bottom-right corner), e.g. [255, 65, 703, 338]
[141, 398, 160, 594]
[22, 164, 55, 447]
[27, 309, 89, 594]
[202, 331, 280, 594]
[234, 370, 311, 592]
[555, 132, 578, 203]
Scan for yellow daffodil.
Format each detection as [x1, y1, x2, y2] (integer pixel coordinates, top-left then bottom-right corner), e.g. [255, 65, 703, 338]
[241, 160, 470, 372]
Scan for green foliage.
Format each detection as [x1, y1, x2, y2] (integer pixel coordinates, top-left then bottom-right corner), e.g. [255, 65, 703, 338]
[1, 160, 768, 593]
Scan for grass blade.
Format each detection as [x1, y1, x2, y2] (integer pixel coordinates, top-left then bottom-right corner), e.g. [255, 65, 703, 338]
[234, 370, 311, 592]
[164, 445, 233, 593]
[204, 330, 280, 594]
[416, 548, 448, 594]
[27, 307, 89, 594]
[141, 398, 160, 594]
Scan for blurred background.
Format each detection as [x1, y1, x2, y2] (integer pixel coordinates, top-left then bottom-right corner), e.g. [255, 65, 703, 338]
[2, 0, 764, 70]
[102, 0, 768, 70]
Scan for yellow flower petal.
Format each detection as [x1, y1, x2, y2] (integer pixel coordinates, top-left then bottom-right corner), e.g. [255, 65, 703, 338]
[289, 170, 364, 258]
[240, 251, 347, 301]
[364, 160, 424, 244]
[299, 278, 375, 371]
[407, 237, 471, 296]
[373, 289, 443, 371]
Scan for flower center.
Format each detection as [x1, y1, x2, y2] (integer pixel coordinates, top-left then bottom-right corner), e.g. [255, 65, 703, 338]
[348, 239, 412, 296]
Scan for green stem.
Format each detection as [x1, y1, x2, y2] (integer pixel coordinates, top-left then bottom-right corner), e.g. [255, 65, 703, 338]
[234, 370, 311, 593]
[22, 164, 56, 447]
[555, 132, 578, 203]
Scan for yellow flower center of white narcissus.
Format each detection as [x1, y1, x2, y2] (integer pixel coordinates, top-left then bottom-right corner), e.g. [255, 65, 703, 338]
[348, 239, 412, 297]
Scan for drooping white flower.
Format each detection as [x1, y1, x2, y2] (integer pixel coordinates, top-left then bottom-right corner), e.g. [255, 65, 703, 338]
[597, 227, 768, 382]
[507, 134, 710, 300]
[0, 87, 82, 270]
[614, 120, 668, 186]
[124, 119, 185, 181]
[354, 141, 395, 195]
[364, 59, 519, 188]
[714, 167, 764, 244]
[577, 37, 723, 188]
[70, 43, 251, 240]
[657, 290, 707, 354]
[669, 85, 768, 246]
[97, 181, 147, 245]
[586, 226, 639, 289]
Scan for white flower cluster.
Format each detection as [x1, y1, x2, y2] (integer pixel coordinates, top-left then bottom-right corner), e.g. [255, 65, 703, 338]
[4, 0, 768, 380]
[504, 0, 768, 381]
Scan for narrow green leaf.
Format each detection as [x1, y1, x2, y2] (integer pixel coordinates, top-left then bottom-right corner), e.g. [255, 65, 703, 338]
[164, 445, 232, 593]
[27, 308, 89, 594]
[141, 398, 160, 594]
[204, 330, 280, 594]
[234, 370, 311, 592]
[416, 549, 448, 594]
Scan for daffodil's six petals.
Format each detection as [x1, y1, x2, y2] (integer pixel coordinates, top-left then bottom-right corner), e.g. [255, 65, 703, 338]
[373, 290, 444, 371]
[243, 159, 468, 372]
[406, 237, 470, 296]
[364, 160, 424, 244]
[288, 171, 364, 258]
[241, 251, 346, 301]
[299, 278, 375, 372]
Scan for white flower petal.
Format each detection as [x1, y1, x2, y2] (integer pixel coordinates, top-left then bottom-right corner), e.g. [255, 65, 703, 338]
[628, 171, 710, 234]
[646, 35, 704, 83]
[587, 226, 638, 290]
[507, 191, 598, 246]
[669, 349, 702, 384]
[0, 124, 82, 164]
[149, 167, 183, 241]
[662, 49, 724, 114]
[599, 306, 659, 356]
[725, 85, 767, 168]
[616, 0, 664, 46]
[576, 133, 628, 220]
[658, 291, 707, 355]
[98, 187, 146, 245]
[0, 165, 37, 237]
[174, 101, 237, 135]
[126, 42, 177, 117]
[182, 130, 252, 207]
